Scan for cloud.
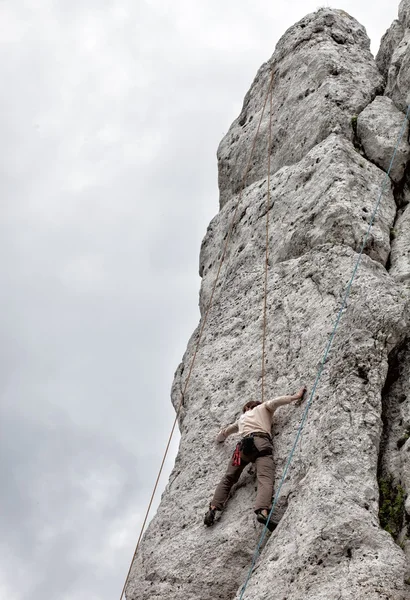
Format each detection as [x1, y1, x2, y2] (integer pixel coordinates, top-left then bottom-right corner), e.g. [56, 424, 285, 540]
[0, 403, 164, 599]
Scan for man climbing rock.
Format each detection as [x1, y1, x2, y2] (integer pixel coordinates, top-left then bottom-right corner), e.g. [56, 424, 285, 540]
[204, 388, 306, 530]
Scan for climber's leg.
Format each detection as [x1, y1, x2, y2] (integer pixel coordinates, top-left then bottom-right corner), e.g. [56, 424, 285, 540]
[211, 456, 248, 509]
[253, 440, 276, 531]
[204, 454, 249, 525]
[254, 438, 274, 513]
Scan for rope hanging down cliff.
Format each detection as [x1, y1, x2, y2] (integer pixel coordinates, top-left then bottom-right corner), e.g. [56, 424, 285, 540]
[238, 103, 410, 600]
[118, 71, 276, 600]
[261, 73, 274, 404]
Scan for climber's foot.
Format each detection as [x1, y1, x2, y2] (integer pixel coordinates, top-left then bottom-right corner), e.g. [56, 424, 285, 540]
[256, 510, 277, 532]
[204, 506, 216, 526]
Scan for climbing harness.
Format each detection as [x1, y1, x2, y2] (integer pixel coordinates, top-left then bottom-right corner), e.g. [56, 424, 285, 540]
[119, 71, 276, 600]
[238, 102, 410, 600]
[232, 433, 273, 466]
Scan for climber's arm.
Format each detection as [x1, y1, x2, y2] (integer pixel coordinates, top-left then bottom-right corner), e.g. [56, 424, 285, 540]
[265, 387, 306, 412]
[216, 422, 239, 442]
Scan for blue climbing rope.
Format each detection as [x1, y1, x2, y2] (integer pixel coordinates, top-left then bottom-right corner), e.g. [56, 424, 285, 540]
[239, 104, 410, 600]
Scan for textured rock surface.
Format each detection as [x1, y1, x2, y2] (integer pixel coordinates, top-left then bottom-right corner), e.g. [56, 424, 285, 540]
[390, 204, 410, 281]
[378, 341, 410, 579]
[376, 20, 405, 79]
[385, 31, 410, 112]
[378, 0, 410, 283]
[400, 0, 410, 29]
[357, 96, 410, 183]
[217, 9, 383, 208]
[127, 6, 410, 600]
[379, 0, 410, 112]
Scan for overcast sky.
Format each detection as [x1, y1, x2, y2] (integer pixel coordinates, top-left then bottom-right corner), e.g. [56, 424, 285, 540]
[0, 1, 400, 599]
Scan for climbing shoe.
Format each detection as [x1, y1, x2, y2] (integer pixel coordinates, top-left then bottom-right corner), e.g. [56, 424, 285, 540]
[204, 507, 216, 526]
[256, 511, 277, 532]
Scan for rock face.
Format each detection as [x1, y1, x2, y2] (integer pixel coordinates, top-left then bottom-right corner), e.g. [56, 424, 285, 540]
[390, 205, 410, 281]
[127, 6, 410, 600]
[217, 9, 383, 208]
[357, 96, 410, 183]
[377, 20, 405, 79]
[377, 0, 410, 286]
[377, 0, 410, 112]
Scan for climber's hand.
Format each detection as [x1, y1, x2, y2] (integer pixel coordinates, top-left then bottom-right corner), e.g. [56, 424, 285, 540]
[216, 430, 226, 443]
[295, 387, 307, 406]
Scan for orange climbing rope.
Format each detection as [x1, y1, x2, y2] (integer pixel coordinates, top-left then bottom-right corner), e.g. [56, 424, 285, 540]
[119, 70, 275, 600]
[261, 81, 274, 403]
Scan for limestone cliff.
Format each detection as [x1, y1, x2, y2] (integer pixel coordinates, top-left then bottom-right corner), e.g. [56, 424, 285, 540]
[127, 3, 410, 599]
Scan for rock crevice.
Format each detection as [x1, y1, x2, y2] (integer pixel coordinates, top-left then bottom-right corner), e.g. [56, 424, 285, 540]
[378, 340, 410, 577]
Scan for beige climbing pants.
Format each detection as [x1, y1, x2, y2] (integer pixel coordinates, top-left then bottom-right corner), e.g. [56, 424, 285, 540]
[211, 435, 274, 512]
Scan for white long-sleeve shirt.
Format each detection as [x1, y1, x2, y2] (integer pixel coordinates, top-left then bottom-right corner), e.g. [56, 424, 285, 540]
[217, 395, 296, 441]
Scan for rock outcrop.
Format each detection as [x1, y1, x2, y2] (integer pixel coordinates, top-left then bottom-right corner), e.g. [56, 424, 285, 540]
[377, 0, 410, 112]
[217, 9, 383, 208]
[357, 96, 410, 183]
[377, 20, 405, 79]
[377, 0, 410, 287]
[127, 5, 410, 600]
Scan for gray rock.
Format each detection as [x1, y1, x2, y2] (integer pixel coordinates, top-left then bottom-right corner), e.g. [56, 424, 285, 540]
[378, 0, 410, 112]
[357, 96, 410, 183]
[126, 6, 410, 600]
[127, 143, 409, 600]
[128, 244, 409, 600]
[385, 31, 410, 113]
[377, 340, 410, 584]
[217, 9, 383, 208]
[399, 0, 410, 29]
[201, 134, 395, 306]
[376, 20, 404, 79]
[390, 203, 410, 281]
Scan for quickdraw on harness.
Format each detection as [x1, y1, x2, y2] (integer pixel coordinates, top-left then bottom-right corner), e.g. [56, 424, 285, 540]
[232, 443, 242, 466]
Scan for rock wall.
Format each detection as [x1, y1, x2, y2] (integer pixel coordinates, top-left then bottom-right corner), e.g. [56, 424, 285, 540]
[127, 4, 410, 599]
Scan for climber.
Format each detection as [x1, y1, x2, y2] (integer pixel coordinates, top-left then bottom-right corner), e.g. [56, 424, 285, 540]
[204, 387, 306, 531]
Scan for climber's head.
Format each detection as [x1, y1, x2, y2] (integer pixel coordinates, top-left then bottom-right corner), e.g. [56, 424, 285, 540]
[242, 400, 262, 413]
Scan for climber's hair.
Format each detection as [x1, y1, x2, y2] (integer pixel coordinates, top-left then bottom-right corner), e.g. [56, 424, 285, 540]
[242, 400, 262, 413]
